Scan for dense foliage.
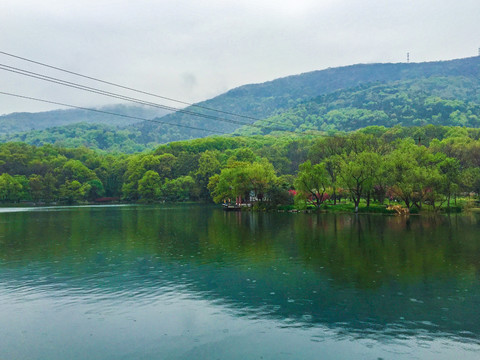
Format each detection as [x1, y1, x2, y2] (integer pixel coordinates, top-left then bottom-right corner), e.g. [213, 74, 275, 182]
[0, 125, 478, 211]
[0, 123, 155, 153]
[0, 104, 167, 134]
[2, 57, 479, 148]
[241, 76, 480, 135]
[136, 56, 480, 142]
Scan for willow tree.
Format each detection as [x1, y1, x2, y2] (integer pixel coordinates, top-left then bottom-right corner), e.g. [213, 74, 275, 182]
[208, 159, 277, 204]
[294, 160, 330, 208]
[339, 151, 382, 212]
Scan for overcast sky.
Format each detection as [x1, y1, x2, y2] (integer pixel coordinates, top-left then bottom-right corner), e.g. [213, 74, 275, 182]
[0, 0, 479, 114]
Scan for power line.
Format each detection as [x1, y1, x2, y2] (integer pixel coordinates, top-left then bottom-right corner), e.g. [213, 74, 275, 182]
[0, 63, 294, 133]
[0, 50, 264, 123]
[0, 51, 330, 137]
[0, 50, 304, 131]
[0, 90, 334, 143]
[0, 91, 229, 135]
[0, 89, 327, 141]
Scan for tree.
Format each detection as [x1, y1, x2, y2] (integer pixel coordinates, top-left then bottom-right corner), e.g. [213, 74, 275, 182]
[61, 159, 97, 183]
[86, 179, 105, 201]
[155, 153, 177, 178]
[138, 170, 162, 202]
[122, 155, 155, 200]
[309, 136, 348, 163]
[42, 172, 58, 203]
[161, 176, 195, 202]
[294, 160, 330, 208]
[208, 161, 252, 204]
[385, 141, 442, 210]
[460, 167, 480, 195]
[339, 151, 381, 212]
[195, 151, 221, 200]
[246, 160, 277, 201]
[437, 157, 460, 207]
[29, 174, 44, 202]
[229, 148, 256, 163]
[0, 173, 24, 203]
[323, 155, 342, 205]
[13, 175, 29, 202]
[60, 180, 90, 204]
[208, 159, 277, 204]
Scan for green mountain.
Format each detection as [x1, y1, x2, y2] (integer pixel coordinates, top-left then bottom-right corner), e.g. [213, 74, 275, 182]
[133, 56, 480, 142]
[240, 76, 480, 135]
[0, 104, 168, 134]
[1, 56, 479, 149]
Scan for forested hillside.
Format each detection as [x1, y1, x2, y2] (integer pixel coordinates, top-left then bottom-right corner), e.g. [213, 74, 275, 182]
[7, 73, 479, 151]
[240, 76, 480, 134]
[0, 104, 167, 134]
[132, 56, 480, 142]
[1, 56, 479, 148]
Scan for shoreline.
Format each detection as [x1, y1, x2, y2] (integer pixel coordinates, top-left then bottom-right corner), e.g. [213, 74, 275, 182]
[0, 201, 477, 216]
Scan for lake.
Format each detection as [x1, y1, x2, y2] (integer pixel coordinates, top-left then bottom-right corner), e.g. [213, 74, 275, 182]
[0, 204, 479, 359]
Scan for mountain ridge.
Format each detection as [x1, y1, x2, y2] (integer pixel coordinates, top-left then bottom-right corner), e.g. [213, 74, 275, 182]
[133, 56, 480, 142]
[0, 104, 168, 134]
[1, 56, 479, 148]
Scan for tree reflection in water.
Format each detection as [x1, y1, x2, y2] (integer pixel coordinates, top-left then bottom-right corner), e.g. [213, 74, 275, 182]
[0, 205, 479, 343]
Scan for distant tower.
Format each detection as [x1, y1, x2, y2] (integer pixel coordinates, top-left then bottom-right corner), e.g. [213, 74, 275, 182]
[407, 52, 410, 63]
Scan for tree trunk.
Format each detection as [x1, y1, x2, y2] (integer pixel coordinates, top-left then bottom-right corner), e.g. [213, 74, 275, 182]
[354, 197, 360, 213]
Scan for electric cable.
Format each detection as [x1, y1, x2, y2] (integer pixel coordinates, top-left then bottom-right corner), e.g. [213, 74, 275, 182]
[0, 63, 294, 133]
[0, 91, 229, 135]
[0, 50, 282, 126]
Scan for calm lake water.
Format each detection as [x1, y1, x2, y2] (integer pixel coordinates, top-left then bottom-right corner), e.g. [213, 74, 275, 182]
[0, 204, 479, 359]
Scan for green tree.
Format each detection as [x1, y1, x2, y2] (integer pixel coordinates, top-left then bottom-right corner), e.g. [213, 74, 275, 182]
[60, 180, 90, 204]
[208, 162, 251, 204]
[86, 179, 105, 201]
[460, 167, 480, 194]
[42, 172, 58, 203]
[0, 173, 24, 202]
[294, 160, 330, 208]
[339, 151, 381, 212]
[138, 170, 162, 202]
[29, 174, 44, 202]
[323, 155, 342, 205]
[246, 160, 277, 201]
[437, 157, 460, 207]
[386, 141, 442, 209]
[161, 176, 195, 202]
[208, 159, 277, 204]
[195, 150, 221, 200]
[61, 159, 97, 183]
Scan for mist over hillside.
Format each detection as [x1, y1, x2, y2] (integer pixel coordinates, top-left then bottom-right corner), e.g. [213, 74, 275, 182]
[132, 56, 480, 142]
[1, 56, 479, 150]
[0, 104, 168, 134]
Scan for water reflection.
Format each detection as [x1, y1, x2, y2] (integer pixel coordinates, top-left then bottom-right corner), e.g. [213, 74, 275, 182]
[1, 205, 479, 359]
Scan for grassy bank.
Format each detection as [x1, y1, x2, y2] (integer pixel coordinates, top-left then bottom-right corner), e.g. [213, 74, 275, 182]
[274, 197, 479, 214]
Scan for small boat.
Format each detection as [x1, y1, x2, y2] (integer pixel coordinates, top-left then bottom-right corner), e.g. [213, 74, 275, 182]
[222, 204, 242, 211]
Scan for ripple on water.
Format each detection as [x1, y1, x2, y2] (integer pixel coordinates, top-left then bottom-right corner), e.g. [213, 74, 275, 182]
[1, 207, 480, 359]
